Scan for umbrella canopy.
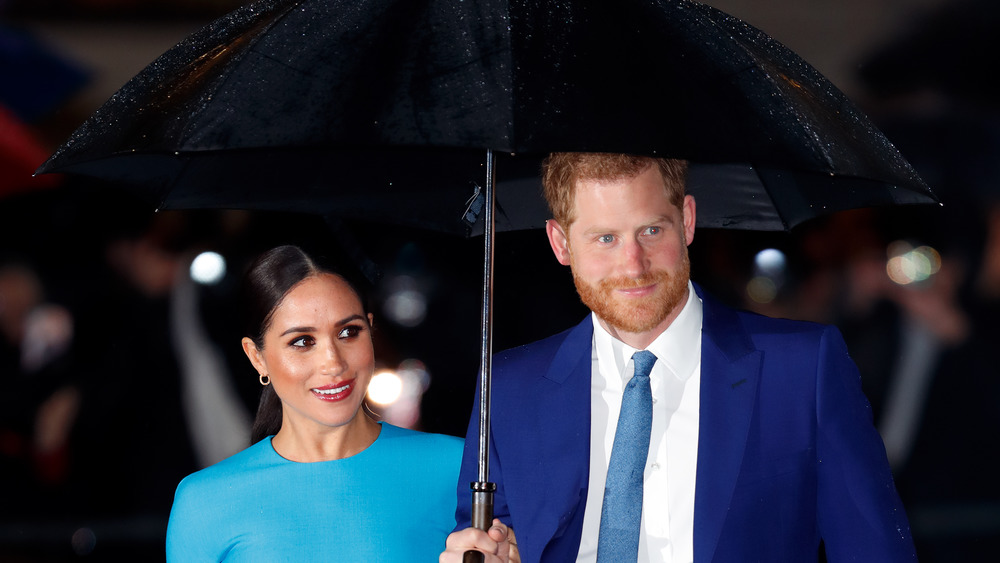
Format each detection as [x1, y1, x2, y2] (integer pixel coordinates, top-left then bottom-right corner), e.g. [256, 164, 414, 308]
[37, 0, 935, 234]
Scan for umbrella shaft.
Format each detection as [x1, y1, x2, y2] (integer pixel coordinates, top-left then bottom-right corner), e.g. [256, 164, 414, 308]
[477, 149, 495, 483]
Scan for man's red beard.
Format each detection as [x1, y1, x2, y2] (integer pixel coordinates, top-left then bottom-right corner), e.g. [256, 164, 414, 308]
[573, 253, 690, 334]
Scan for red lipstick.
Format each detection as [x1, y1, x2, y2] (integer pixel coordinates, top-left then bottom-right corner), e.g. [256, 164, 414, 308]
[311, 380, 354, 402]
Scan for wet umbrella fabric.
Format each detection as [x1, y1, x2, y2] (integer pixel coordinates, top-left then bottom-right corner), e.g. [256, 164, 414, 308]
[37, 0, 935, 234]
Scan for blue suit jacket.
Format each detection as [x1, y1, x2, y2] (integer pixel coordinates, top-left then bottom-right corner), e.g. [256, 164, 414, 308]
[456, 285, 916, 562]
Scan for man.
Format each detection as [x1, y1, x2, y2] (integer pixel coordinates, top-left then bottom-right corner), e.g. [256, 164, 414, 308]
[441, 153, 916, 562]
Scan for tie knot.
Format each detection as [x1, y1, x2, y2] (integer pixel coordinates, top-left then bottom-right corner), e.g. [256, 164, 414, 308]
[631, 350, 657, 378]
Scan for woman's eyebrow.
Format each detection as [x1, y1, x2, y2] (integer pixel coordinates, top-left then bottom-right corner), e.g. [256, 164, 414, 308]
[279, 325, 315, 337]
[335, 314, 366, 326]
[277, 314, 365, 337]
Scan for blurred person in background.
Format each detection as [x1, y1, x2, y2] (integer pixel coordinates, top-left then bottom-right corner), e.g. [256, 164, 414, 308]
[850, 1, 1000, 551]
[60, 203, 253, 525]
[0, 259, 77, 512]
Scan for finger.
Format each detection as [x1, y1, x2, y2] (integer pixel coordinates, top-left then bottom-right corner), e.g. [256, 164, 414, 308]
[443, 528, 500, 555]
[487, 518, 509, 542]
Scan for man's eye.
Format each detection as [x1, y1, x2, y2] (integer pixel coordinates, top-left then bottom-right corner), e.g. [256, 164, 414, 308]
[597, 234, 614, 244]
[644, 226, 661, 236]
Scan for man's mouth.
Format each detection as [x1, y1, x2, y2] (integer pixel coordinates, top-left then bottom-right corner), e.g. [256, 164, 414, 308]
[613, 282, 657, 297]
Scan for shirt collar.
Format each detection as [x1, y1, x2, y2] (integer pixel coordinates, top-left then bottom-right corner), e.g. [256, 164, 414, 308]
[592, 280, 703, 383]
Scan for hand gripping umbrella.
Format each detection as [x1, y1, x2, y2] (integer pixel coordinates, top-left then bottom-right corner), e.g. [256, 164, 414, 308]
[37, 0, 936, 554]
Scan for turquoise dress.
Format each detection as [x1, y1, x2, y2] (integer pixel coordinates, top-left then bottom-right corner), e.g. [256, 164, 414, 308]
[166, 422, 463, 561]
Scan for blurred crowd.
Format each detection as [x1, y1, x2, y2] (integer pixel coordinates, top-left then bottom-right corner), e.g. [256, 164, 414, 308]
[4, 0, 1000, 561]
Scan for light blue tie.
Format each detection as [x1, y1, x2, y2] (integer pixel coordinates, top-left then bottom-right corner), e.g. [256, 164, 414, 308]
[596, 350, 657, 562]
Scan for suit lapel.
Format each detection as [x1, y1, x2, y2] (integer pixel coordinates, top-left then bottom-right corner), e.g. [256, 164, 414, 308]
[692, 287, 762, 563]
[501, 318, 594, 559]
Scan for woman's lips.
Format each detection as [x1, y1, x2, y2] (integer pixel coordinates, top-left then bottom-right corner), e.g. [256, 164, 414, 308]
[311, 380, 354, 402]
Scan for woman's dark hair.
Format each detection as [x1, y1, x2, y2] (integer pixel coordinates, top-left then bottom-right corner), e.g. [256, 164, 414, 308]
[241, 245, 369, 443]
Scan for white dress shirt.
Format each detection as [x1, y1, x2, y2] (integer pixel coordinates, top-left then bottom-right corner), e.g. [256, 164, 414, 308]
[577, 281, 703, 563]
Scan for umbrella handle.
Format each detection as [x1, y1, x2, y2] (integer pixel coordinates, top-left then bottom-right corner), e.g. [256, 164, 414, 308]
[463, 481, 497, 562]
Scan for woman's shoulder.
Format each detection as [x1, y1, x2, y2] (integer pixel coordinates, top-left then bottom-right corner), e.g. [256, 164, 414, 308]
[174, 438, 275, 494]
[376, 423, 464, 457]
[370, 424, 463, 489]
[378, 422, 463, 445]
[167, 440, 280, 559]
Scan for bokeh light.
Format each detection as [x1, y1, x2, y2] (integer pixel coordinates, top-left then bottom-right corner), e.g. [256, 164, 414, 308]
[71, 527, 97, 556]
[747, 276, 778, 304]
[366, 360, 431, 428]
[383, 275, 428, 327]
[189, 251, 226, 285]
[746, 248, 786, 304]
[367, 370, 403, 405]
[886, 241, 941, 285]
[754, 248, 786, 275]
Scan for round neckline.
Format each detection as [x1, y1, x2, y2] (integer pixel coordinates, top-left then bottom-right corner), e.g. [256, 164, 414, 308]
[266, 421, 386, 464]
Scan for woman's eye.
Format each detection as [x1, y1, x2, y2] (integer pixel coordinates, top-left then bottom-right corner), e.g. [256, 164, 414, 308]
[290, 336, 313, 347]
[338, 325, 362, 339]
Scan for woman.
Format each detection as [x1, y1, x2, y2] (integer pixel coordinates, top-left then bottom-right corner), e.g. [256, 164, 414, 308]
[166, 245, 463, 561]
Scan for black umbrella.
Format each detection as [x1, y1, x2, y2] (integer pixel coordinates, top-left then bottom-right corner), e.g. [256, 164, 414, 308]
[37, 0, 934, 233]
[36, 0, 936, 548]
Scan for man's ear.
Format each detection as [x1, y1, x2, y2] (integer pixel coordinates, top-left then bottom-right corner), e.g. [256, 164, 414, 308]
[682, 195, 696, 246]
[546, 220, 572, 266]
[242, 337, 266, 376]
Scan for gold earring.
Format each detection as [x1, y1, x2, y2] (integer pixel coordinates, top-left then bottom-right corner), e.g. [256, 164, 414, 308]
[259, 373, 270, 386]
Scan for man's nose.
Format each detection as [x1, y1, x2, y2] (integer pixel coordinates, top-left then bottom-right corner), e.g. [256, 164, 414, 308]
[621, 238, 648, 278]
